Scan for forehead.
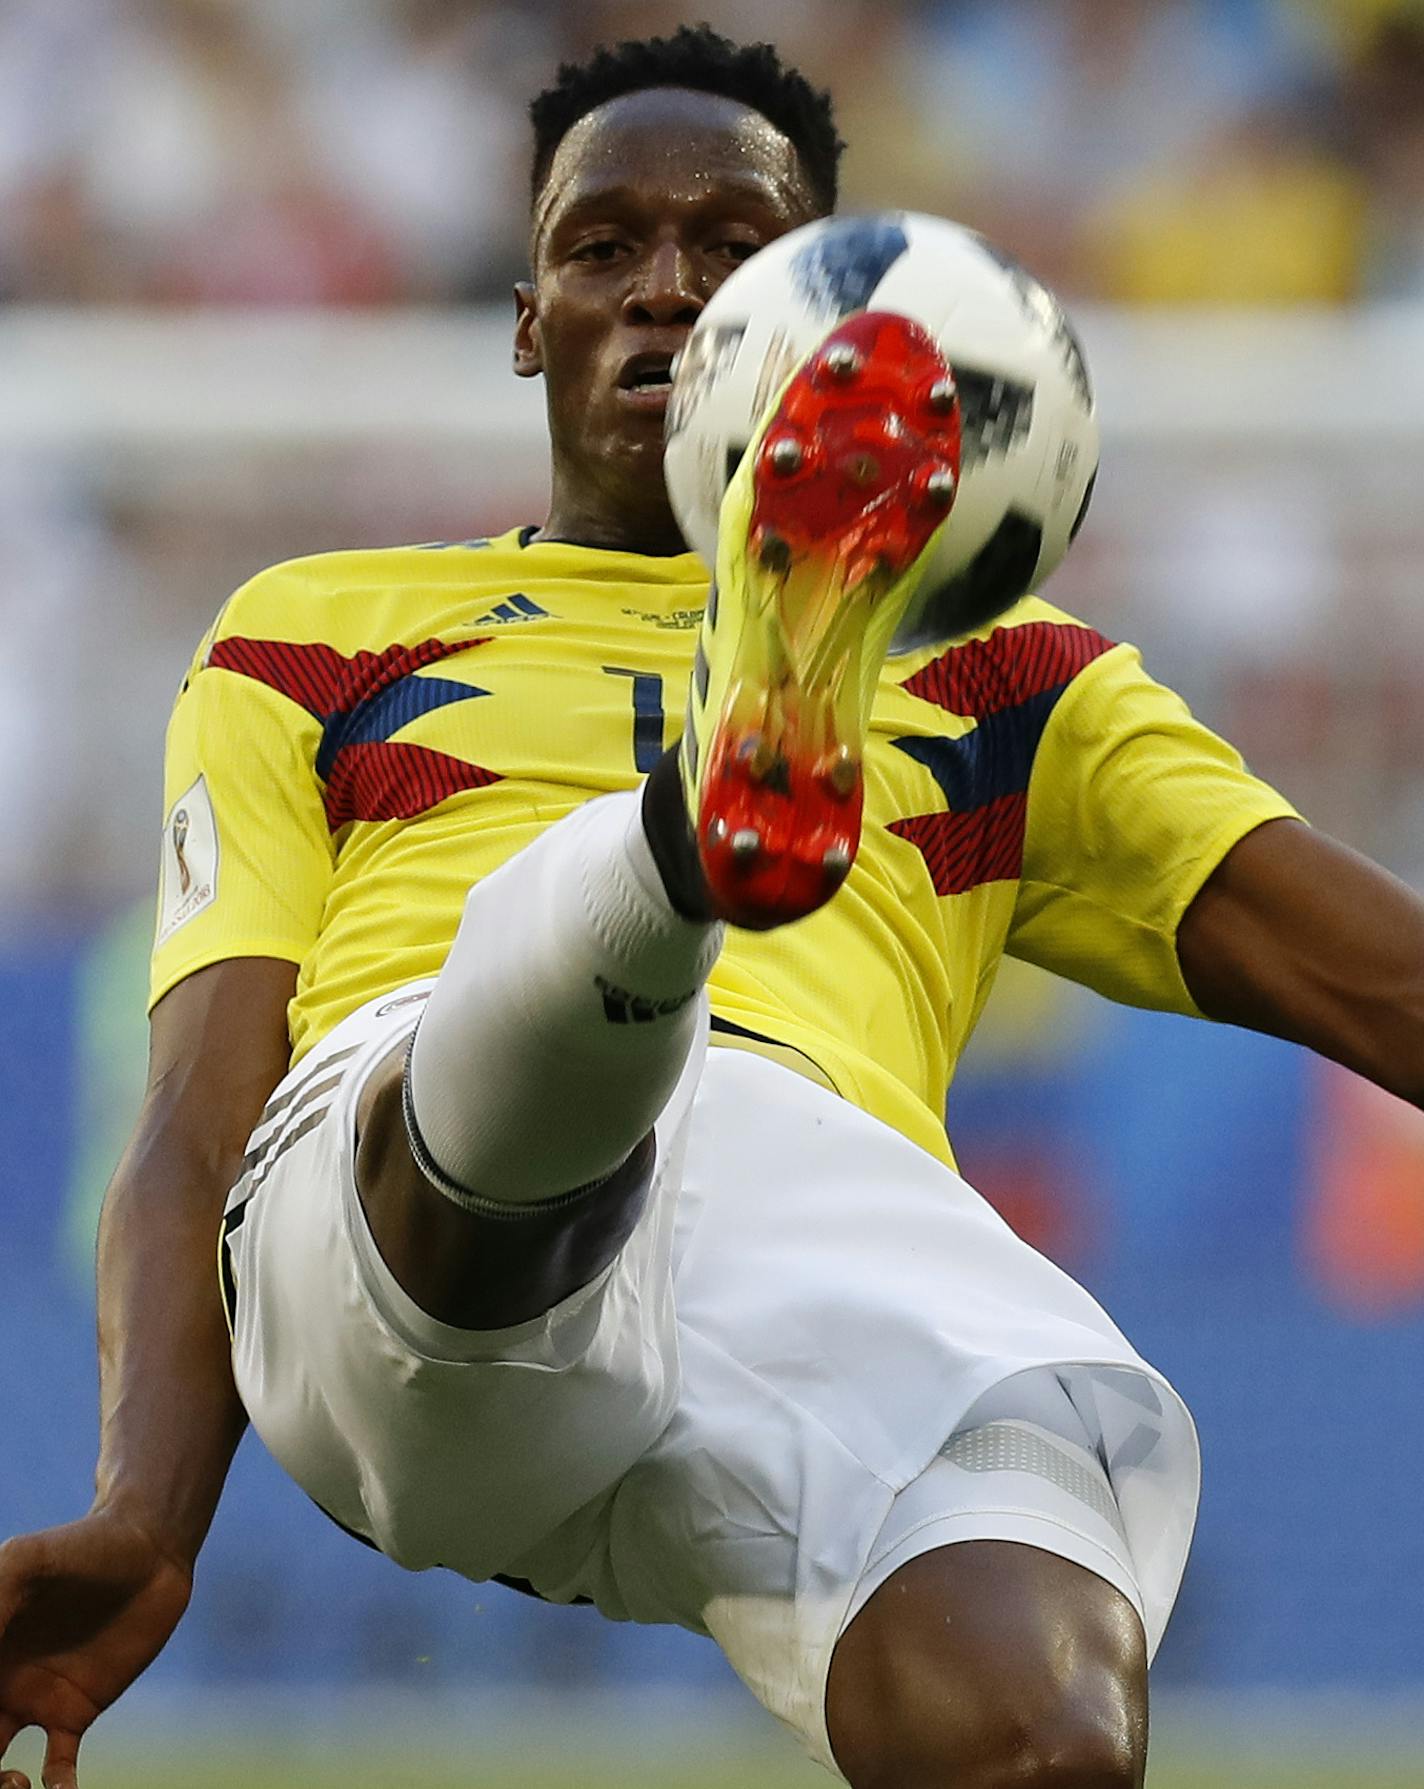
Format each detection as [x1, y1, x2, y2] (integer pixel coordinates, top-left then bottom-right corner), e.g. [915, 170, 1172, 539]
[536, 87, 810, 239]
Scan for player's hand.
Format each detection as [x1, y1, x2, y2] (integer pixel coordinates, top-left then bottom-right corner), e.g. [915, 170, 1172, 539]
[0, 1508, 192, 1789]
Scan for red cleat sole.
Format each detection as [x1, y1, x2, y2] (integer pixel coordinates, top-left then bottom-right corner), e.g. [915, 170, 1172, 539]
[698, 311, 962, 927]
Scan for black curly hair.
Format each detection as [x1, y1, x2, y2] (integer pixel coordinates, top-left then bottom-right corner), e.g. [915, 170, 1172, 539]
[529, 22, 844, 214]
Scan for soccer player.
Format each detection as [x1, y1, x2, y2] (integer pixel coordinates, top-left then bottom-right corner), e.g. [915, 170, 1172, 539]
[2, 26, 1422, 1789]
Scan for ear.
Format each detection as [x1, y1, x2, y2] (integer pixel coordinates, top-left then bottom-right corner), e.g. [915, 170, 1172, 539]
[513, 282, 542, 379]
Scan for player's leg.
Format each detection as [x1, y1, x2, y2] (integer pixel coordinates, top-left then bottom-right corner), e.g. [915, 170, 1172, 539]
[599, 1049, 1196, 1785]
[221, 958, 711, 1580]
[356, 310, 964, 1329]
[825, 1370, 1149, 1787]
[228, 316, 973, 1572]
[355, 768, 722, 1328]
[826, 1540, 1145, 1789]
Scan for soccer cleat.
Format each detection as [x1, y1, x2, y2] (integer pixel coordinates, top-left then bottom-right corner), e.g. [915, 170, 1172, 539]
[680, 310, 963, 929]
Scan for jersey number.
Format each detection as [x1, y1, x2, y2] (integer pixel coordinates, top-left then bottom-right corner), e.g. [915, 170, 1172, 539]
[603, 667, 667, 773]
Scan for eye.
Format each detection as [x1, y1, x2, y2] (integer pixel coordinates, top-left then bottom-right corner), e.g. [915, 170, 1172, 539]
[572, 238, 628, 264]
[714, 239, 761, 264]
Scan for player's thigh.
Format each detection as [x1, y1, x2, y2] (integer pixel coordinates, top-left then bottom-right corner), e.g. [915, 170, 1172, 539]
[607, 1053, 1192, 1780]
[826, 1538, 1146, 1789]
[824, 1369, 1150, 1786]
[609, 1353, 1153, 1788]
[223, 983, 702, 1582]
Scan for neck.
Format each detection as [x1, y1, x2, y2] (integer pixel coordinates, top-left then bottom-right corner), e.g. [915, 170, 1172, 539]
[537, 469, 691, 558]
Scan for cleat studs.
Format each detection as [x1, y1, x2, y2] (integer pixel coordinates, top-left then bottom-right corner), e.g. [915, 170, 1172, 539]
[706, 816, 728, 847]
[757, 530, 792, 573]
[766, 435, 804, 475]
[927, 377, 958, 414]
[922, 466, 957, 508]
[822, 747, 858, 797]
[822, 343, 863, 382]
[822, 842, 852, 880]
[730, 828, 762, 861]
[738, 734, 776, 781]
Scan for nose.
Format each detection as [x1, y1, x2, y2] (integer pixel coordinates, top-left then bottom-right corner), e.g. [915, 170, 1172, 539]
[622, 239, 705, 327]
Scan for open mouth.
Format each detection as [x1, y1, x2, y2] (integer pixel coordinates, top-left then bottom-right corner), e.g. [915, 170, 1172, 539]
[619, 352, 676, 397]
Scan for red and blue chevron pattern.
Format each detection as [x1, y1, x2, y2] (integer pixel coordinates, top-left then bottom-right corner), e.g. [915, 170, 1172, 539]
[208, 636, 500, 829]
[889, 621, 1115, 896]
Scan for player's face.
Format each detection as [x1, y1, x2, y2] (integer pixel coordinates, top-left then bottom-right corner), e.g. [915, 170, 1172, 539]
[516, 87, 819, 551]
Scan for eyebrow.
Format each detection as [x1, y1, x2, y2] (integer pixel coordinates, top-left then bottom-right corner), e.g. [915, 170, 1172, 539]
[544, 175, 791, 236]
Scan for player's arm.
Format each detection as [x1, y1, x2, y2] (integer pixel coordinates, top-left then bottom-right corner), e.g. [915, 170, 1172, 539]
[1011, 624, 1423, 1108]
[96, 956, 295, 1557]
[113, 565, 333, 1541]
[1177, 817, 1424, 1110]
[0, 569, 333, 1789]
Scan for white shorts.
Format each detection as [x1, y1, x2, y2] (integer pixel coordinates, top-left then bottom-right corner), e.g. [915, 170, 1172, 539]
[225, 986, 1199, 1777]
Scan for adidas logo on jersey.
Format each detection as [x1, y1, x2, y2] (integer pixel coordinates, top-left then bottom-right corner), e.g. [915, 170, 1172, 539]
[470, 593, 551, 626]
[595, 975, 697, 1025]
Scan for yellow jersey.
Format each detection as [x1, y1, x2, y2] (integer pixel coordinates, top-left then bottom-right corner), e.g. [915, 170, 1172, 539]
[151, 529, 1298, 1167]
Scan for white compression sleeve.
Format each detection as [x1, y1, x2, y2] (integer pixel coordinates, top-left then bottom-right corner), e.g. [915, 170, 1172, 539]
[405, 790, 723, 1208]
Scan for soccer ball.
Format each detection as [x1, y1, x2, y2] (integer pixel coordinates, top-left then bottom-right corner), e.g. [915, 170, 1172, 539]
[663, 211, 1099, 652]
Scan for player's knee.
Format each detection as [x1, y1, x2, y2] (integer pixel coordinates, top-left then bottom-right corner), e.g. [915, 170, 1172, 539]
[833, 1680, 1142, 1789]
[827, 1576, 1146, 1789]
[970, 1700, 1142, 1789]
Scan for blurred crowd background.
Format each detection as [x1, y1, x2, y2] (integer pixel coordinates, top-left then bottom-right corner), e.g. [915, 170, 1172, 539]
[3, 1, 1424, 1778]
[4, 0, 1424, 307]
[3, 0, 1424, 909]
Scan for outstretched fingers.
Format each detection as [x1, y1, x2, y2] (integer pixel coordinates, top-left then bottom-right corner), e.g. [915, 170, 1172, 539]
[0, 1717, 82, 1789]
[40, 1728, 80, 1789]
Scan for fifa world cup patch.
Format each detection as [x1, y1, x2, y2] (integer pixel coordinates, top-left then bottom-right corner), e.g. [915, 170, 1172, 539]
[157, 775, 219, 945]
